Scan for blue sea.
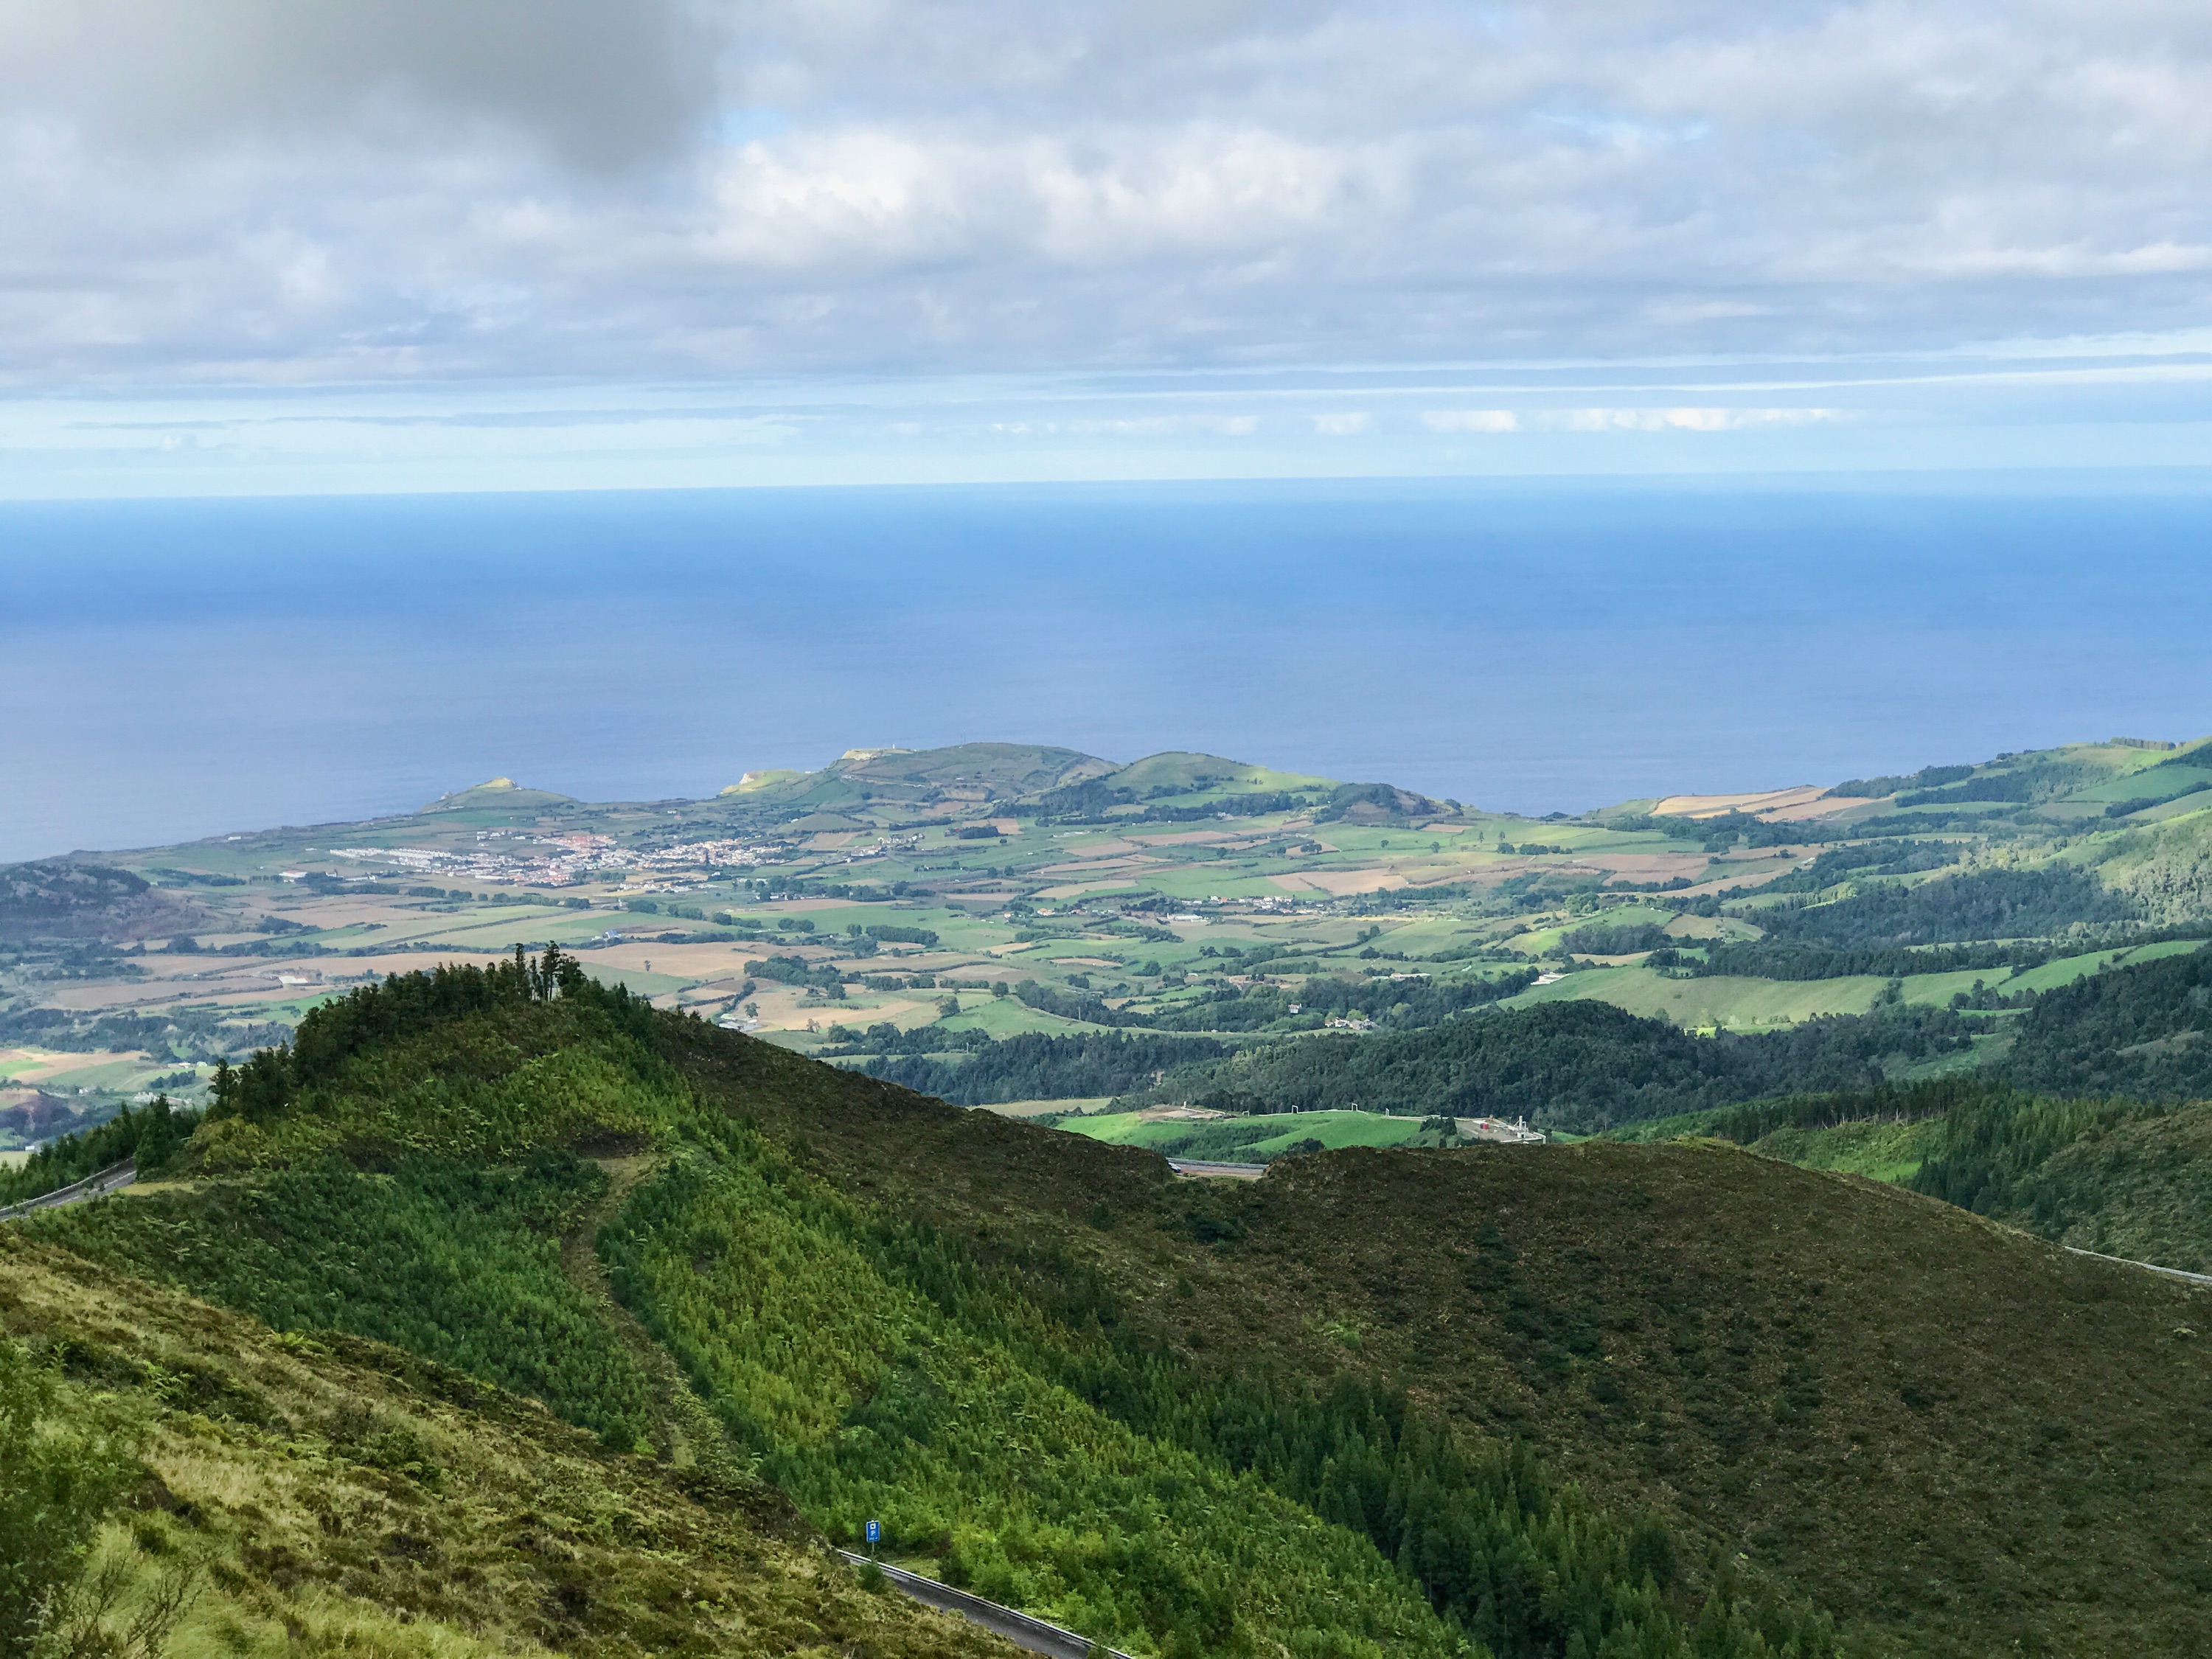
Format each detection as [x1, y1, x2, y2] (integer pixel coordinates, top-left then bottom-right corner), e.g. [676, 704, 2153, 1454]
[6, 475, 2212, 863]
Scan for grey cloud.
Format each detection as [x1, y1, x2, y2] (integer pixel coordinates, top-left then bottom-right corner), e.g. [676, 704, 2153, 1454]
[0, 0, 715, 167]
[1, 1, 2209, 385]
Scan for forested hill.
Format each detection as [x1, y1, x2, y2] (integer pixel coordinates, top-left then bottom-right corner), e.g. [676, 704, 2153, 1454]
[0, 1228, 1001, 1659]
[15, 952, 2212, 1659]
[1090, 943, 2212, 1133]
[1997, 942, 2212, 1097]
[1107, 999, 1978, 1130]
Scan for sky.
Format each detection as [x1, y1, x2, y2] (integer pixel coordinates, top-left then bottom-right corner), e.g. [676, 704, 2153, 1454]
[4, 0, 2212, 493]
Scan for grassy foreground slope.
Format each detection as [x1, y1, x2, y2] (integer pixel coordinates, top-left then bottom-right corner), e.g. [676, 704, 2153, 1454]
[663, 1014, 2212, 1659]
[25, 956, 2212, 1659]
[44, 959, 1772, 1659]
[0, 1231, 1001, 1659]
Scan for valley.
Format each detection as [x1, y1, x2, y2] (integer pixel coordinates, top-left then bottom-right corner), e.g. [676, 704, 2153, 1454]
[13, 734, 2212, 1152]
[6, 954, 2210, 1659]
[10, 737, 2212, 1657]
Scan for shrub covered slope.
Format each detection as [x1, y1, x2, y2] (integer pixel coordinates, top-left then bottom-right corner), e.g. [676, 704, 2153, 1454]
[21, 953, 2212, 1659]
[0, 1231, 1002, 1659]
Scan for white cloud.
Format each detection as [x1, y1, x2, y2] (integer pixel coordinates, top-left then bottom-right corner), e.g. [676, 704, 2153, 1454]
[1423, 410, 1519, 433]
[0, 1, 2210, 394]
[1549, 408, 1845, 432]
[1311, 411, 1371, 435]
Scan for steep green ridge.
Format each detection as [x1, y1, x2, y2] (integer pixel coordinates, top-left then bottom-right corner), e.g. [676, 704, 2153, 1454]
[50, 1155, 661, 1447]
[1998, 943, 2212, 1097]
[1911, 1092, 2212, 1274]
[1745, 866, 2134, 948]
[27, 953, 2212, 1658]
[0, 1232, 1002, 1659]
[664, 995, 2212, 1658]
[38, 956, 1822, 1659]
[1601, 1067, 2212, 1276]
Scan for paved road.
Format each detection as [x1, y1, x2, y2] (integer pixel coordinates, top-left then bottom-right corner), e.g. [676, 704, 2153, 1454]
[0, 1158, 135, 1223]
[835, 1552, 1132, 1659]
[2064, 1244, 2212, 1287]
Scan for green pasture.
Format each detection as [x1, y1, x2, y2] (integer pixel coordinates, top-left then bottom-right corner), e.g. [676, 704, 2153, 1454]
[2001, 938, 2205, 993]
[2055, 764, 2212, 804]
[939, 995, 1111, 1037]
[1058, 1107, 1427, 1161]
[577, 964, 692, 999]
[0, 1053, 169, 1092]
[1752, 1117, 1944, 1181]
[386, 908, 604, 949]
[1505, 967, 1885, 1027]
[43, 1058, 164, 1092]
[1365, 914, 1489, 954]
[976, 1096, 1113, 1118]
[1600, 1109, 1941, 1185]
[1502, 938, 2211, 1031]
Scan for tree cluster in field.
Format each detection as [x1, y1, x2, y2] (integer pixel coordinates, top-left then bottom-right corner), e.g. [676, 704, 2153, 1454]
[1559, 922, 1676, 956]
[744, 955, 850, 992]
[859, 1032, 1234, 1103]
[1826, 763, 1976, 799]
[1745, 866, 2135, 950]
[1653, 939, 2052, 981]
[1739, 840, 1964, 899]
[1117, 1001, 1981, 1132]
[1893, 759, 2090, 808]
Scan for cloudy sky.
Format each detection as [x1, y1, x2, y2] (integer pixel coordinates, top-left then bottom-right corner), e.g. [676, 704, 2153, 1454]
[4, 0, 2211, 493]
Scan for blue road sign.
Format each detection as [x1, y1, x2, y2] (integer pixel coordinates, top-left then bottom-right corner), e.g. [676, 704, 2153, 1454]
[866, 1520, 880, 1545]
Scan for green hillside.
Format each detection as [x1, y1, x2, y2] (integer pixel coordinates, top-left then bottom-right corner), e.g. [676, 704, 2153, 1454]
[1911, 1090, 2212, 1274]
[20, 732, 2212, 1655]
[1600, 1062, 2212, 1276]
[1060, 1106, 1439, 1161]
[0, 1231, 1001, 1659]
[420, 776, 581, 813]
[734, 744, 1118, 814]
[1107, 1000, 1978, 1131]
[15, 952, 2211, 1659]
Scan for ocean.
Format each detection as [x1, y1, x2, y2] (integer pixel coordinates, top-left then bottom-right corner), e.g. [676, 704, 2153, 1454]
[5, 474, 2211, 862]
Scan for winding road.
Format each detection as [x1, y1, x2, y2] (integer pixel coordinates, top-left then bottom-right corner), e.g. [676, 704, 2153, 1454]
[834, 1551, 1133, 1659]
[0, 1158, 135, 1222]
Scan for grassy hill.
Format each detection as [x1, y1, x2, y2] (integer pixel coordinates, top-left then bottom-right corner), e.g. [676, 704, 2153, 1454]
[0, 860, 206, 944]
[20, 953, 2210, 1659]
[0, 1231, 1003, 1659]
[1599, 1062, 2212, 1277]
[1910, 1089, 2212, 1275]
[420, 776, 582, 813]
[736, 744, 1119, 815]
[669, 1008, 2212, 1659]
